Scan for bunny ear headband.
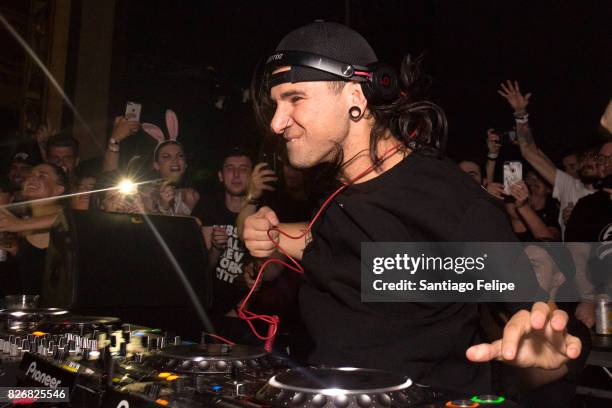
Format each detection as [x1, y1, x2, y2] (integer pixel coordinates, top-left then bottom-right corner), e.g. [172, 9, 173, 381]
[142, 109, 182, 159]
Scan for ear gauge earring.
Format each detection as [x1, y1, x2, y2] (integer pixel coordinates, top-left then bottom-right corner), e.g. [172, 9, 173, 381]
[349, 106, 364, 122]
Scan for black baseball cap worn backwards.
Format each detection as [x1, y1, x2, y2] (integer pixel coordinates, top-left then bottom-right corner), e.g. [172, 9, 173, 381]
[266, 21, 399, 102]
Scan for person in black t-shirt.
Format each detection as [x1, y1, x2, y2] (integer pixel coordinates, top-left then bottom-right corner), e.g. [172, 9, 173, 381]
[192, 148, 259, 341]
[244, 21, 583, 394]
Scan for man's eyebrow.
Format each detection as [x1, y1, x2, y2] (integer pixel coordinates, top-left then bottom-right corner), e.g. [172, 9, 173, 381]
[278, 90, 306, 100]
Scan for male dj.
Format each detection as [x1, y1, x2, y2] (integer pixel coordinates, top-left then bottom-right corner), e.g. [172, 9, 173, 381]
[243, 22, 583, 393]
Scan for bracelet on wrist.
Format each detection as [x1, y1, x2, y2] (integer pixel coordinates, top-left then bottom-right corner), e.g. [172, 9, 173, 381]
[107, 143, 119, 153]
[487, 153, 499, 160]
[109, 137, 119, 145]
[245, 194, 260, 206]
[513, 112, 529, 124]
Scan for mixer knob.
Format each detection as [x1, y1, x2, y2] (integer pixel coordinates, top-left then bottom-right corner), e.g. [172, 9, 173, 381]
[376, 393, 391, 406]
[144, 383, 161, 399]
[311, 394, 327, 407]
[9, 343, 19, 357]
[197, 360, 210, 371]
[180, 360, 192, 370]
[215, 361, 228, 371]
[357, 394, 372, 408]
[134, 353, 144, 363]
[334, 395, 349, 408]
[174, 336, 181, 345]
[290, 392, 305, 405]
[159, 337, 167, 349]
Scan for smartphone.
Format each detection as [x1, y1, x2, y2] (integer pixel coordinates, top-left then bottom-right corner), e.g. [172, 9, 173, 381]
[125, 102, 142, 122]
[258, 143, 279, 173]
[503, 161, 523, 195]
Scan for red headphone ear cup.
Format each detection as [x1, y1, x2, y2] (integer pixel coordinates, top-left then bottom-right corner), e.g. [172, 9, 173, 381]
[360, 63, 399, 104]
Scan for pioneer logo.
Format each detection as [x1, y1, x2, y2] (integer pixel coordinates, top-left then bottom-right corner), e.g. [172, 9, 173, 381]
[25, 361, 62, 388]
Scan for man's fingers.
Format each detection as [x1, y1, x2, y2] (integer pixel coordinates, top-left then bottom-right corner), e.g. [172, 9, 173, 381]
[550, 308, 569, 331]
[565, 334, 582, 359]
[514, 80, 520, 93]
[501, 309, 530, 360]
[530, 301, 550, 330]
[466, 341, 502, 362]
[525, 92, 532, 100]
[263, 209, 279, 227]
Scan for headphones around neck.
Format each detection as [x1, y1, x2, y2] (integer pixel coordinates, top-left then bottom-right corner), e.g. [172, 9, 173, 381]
[266, 50, 400, 104]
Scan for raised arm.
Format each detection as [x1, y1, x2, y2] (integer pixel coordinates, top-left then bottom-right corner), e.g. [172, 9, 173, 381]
[102, 116, 141, 173]
[498, 80, 558, 185]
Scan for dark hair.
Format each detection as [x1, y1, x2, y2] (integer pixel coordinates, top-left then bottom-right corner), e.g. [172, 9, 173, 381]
[40, 162, 70, 194]
[220, 146, 254, 168]
[46, 134, 80, 156]
[251, 54, 447, 181]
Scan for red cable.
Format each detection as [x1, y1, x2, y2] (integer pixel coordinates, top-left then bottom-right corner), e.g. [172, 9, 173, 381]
[236, 138, 414, 351]
[204, 333, 235, 345]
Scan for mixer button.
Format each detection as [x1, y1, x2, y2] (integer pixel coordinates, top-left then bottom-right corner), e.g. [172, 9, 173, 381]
[311, 394, 327, 407]
[377, 393, 391, 407]
[291, 392, 306, 406]
[334, 394, 349, 408]
[358, 394, 372, 408]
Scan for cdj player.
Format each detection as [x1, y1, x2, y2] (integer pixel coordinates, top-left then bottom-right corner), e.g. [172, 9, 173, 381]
[0, 312, 517, 408]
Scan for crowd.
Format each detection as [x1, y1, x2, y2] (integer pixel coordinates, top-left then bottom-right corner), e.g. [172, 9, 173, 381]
[0, 79, 609, 330]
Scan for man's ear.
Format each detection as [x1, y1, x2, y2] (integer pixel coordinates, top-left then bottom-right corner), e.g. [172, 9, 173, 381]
[218, 171, 223, 183]
[346, 81, 368, 111]
[75, 157, 80, 167]
[153, 162, 160, 172]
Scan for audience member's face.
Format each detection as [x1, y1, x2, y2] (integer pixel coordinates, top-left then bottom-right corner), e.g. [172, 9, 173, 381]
[525, 245, 565, 294]
[596, 142, 612, 178]
[7, 161, 32, 188]
[71, 176, 97, 210]
[577, 152, 598, 184]
[562, 153, 579, 179]
[218, 155, 252, 196]
[22, 164, 65, 200]
[47, 146, 78, 174]
[525, 171, 550, 197]
[154, 143, 186, 182]
[458, 161, 482, 185]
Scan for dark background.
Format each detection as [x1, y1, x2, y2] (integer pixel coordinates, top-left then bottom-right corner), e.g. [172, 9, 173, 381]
[4, 0, 611, 181]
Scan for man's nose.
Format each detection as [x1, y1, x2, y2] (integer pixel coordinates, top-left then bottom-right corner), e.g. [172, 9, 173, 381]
[270, 106, 292, 135]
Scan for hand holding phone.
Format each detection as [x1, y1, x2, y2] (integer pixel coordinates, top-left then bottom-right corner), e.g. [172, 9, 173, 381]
[125, 102, 142, 122]
[503, 161, 523, 195]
